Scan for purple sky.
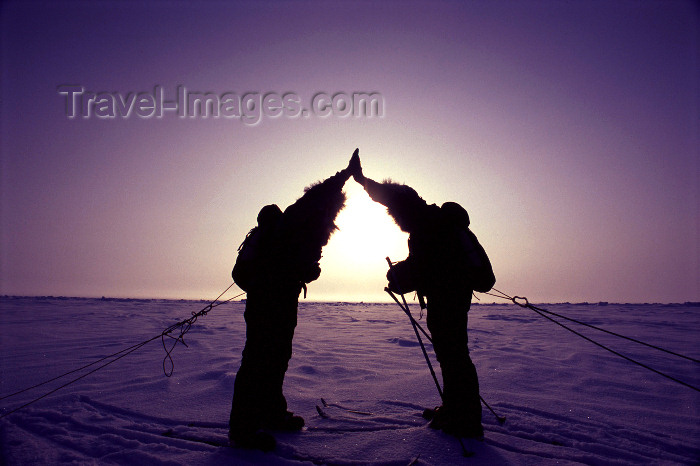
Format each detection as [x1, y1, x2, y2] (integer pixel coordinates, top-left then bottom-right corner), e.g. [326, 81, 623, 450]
[1, 1, 697, 303]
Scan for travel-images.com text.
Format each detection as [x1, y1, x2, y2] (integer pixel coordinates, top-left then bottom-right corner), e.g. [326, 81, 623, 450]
[57, 85, 384, 126]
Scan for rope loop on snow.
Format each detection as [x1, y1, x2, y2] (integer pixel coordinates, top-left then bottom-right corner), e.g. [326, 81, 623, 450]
[160, 284, 245, 377]
[161, 302, 215, 375]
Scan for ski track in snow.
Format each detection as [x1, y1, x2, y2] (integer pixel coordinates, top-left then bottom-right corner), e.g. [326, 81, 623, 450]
[1, 297, 698, 465]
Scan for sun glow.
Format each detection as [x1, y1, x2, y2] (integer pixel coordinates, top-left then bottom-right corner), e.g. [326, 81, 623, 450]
[317, 182, 409, 301]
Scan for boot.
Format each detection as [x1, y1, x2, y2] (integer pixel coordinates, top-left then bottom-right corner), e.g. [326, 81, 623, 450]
[425, 405, 483, 439]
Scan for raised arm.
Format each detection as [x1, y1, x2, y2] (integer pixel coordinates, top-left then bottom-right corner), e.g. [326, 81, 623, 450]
[352, 153, 429, 233]
[277, 150, 359, 284]
[282, 149, 359, 240]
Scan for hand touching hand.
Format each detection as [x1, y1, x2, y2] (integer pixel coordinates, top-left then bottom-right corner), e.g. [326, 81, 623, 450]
[347, 148, 365, 183]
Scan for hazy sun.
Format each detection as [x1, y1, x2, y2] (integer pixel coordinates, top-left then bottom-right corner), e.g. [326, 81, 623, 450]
[320, 182, 409, 295]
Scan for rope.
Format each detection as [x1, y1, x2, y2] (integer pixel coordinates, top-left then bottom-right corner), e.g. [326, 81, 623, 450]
[0, 337, 161, 420]
[160, 284, 243, 376]
[0, 285, 244, 419]
[484, 288, 700, 393]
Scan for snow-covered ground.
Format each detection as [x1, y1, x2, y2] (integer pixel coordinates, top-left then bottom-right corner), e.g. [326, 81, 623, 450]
[1, 296, 698, 465]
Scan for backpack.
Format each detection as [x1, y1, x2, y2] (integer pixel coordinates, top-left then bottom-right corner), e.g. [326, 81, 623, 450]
[440, 202, 495, 293]
[232, 227, 263, 292]
[456, 227, 496, 293]
[232, 225, 319, 295]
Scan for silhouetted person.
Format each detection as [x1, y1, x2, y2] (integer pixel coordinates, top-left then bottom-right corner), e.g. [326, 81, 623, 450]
[353, 152, 495, 439]
[229, 150, 361, 450]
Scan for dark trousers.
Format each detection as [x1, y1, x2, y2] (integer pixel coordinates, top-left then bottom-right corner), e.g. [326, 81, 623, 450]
[229, 294, 298, 431]
[426, 293, 482, 423]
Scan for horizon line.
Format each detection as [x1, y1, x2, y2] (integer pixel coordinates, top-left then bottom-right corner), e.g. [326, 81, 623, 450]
[2, 295, 699, 307]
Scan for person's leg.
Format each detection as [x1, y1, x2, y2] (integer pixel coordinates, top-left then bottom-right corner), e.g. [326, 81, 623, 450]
[230, 321, 267, 429]
[229, 319, 277, 450]
[426, 295, 482, 437]
[263, 314, 305, 431]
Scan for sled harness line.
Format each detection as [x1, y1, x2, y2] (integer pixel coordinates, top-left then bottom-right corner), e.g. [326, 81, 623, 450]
[484, 288, 700, 393]
[0, 284, 244, 420]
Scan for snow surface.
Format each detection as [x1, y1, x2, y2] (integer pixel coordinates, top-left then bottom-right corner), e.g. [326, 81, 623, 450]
[1, 296, 698, 465]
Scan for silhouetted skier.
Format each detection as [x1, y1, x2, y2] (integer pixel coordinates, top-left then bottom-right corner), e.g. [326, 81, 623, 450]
[353, 152, 495, 438]
[229, 150, 361, 450]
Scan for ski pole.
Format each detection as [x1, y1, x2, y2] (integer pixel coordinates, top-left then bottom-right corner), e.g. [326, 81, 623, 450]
[385, 259, 442, 399]
[385, 286, 443, 399]
[480, 396, 506, 424]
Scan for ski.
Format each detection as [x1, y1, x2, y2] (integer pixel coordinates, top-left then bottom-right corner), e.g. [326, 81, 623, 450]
[315, 404, 329, 419]
[320, 398, 374, 415]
